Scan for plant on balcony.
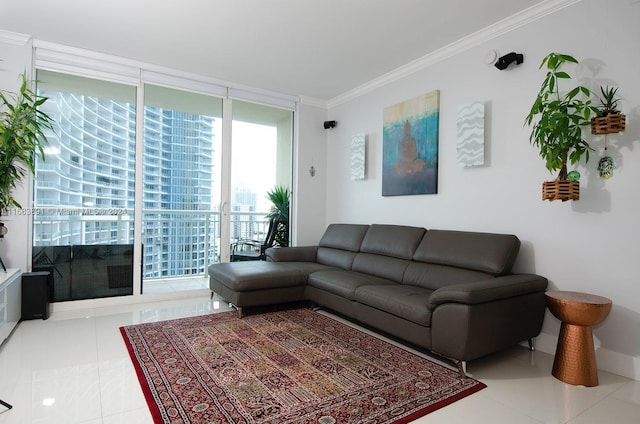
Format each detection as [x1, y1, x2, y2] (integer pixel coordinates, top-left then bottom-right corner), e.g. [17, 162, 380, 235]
[524, 53, 598, 201]
[0, 73, 54, 227]
[266, 185, 290, 247]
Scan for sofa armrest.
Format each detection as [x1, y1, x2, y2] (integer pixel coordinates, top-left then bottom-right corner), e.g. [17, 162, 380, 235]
[428, 273, 548, 310]
[266, 246, 318, 262]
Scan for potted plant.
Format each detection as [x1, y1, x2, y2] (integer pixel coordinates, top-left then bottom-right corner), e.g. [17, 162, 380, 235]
[0, 73, 54, 235]
[591, 86, 625, 134]
[266, 185, 290, 247]
[525, 53, 598, 201]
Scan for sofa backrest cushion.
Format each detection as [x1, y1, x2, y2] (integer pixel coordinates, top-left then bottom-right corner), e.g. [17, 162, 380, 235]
[352, 253, 410, 283]
[317, 248, 359, 270]
[319, 224, 370, 251]
[348, 225, 424, 282]
[412, 229, 520, 275]
[316, 224, 370, 270]
[359, 224, 426, 259]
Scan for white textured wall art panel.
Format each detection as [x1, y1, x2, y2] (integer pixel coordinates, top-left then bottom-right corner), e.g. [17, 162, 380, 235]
[351, 133, 366, 180]
[456, 102, 485, 167]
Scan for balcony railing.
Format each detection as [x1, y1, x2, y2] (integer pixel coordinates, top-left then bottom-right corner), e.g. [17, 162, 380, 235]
[32, 208, 271, 279]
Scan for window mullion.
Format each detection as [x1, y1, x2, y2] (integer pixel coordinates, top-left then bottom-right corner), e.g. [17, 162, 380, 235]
[133, 82, 144, 296]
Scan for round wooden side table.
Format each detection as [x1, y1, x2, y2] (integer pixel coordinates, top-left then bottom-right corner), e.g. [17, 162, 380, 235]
[545, 291, 612, 386]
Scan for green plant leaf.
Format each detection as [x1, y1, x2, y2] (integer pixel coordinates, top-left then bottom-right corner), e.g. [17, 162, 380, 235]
[558, 54, 578, 63]
[524, 53, 594, 175]
[0, 72, 54, 216]
[265, 185, 290, 247]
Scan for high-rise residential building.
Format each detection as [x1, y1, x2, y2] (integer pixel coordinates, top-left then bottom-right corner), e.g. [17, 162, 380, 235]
[232, 185, 256, 240]
[33, 90, 220, 279]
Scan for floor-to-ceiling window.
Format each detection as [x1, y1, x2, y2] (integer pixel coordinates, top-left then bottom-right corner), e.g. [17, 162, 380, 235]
[33, 70, 137, 301]
[31, 50, 295, 300]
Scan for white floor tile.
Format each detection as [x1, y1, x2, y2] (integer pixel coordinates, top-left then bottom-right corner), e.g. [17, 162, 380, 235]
[102, 406, 154, 424]
[98, 358, 148, 417]
[568, 396, 640, 424]
[0, 294, 635, 424]
[468, 347, 631, 423]
[420, 390, 542, 423]
[610, 380, 640, 406]
[32, 367, 102, 423]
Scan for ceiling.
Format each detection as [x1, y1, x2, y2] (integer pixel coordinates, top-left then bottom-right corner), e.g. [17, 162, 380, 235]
[1, 0, 549, 101]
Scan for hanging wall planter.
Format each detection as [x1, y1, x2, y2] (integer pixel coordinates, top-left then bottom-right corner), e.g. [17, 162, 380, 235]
[524, 53, 598, 202]
[591, 113, 626, 134]
[591, 86, 625, 179]
[591, 86, 625, 135]
[542, 180, 580, 201]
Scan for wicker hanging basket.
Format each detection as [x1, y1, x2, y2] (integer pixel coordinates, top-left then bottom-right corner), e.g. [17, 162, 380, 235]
[542, 180, 579, 201]
[591, 113, 626, 135]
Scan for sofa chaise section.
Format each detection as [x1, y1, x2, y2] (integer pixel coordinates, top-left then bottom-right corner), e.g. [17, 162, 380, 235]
[208, 223, 369, 316]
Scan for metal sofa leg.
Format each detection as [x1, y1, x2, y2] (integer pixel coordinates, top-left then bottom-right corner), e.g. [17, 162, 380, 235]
[528, 337, 535, 351]
[433, 350, 468, 378]
[227, 302, 244, 318]
[456, 360, 467, 377]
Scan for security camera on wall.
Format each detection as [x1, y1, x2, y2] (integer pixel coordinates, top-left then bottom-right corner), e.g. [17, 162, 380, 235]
[495, 52, 524, 70]
[324, 120, 337, 129]
[485, 50, 524, 70]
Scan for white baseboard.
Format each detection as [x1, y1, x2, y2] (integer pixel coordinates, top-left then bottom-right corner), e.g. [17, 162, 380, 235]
[51, 288, 212, 312]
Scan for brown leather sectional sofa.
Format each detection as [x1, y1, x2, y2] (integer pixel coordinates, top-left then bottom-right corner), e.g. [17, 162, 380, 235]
[208, 223, 548, 374]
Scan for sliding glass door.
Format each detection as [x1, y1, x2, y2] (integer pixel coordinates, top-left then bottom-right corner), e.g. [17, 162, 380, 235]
[139, 91, 293, 293]
[141, 84, 222, 293]
[228, 100, 293, 259]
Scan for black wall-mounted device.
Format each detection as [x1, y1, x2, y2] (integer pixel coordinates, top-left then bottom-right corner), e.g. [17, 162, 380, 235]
[495, 52, 524, 70]
[324, 120, 337, 129]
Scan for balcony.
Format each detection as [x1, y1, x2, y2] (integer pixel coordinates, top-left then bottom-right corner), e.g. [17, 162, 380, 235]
[33, 208, 272, 296]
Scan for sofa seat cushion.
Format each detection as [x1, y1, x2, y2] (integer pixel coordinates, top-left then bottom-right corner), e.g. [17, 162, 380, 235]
[355, 285, 434, 326]
[308, 270, 394, 300]
[208, 261, 333, 292]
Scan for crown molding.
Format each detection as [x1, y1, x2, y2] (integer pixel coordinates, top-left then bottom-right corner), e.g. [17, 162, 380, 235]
[299, 95, 328, 109]
[327, 0, 582, 108]
[0, 29, 32, 46]
[33, 40, 298, 109]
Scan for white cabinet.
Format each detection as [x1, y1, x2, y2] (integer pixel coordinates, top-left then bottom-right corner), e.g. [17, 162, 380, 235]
[0, 268, 21, 346]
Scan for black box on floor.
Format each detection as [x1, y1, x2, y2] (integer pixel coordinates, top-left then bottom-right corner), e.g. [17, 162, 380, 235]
[21, 271, 52, 320]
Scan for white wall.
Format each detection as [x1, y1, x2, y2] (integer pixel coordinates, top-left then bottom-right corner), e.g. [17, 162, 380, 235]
[0, 32, 34, 272]
[293, 102, 329, 246]
[323, 0, 640, 380]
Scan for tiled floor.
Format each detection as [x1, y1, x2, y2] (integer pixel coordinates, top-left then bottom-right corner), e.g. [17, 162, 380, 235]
[0, 295, 638, 423]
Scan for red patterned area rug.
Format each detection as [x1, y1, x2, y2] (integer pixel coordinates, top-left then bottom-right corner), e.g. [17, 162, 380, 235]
[120, 308, 485, 423]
